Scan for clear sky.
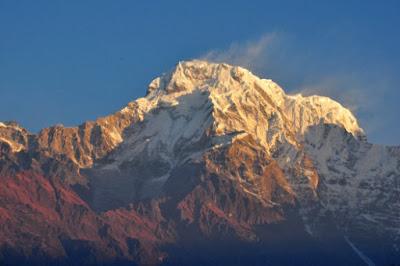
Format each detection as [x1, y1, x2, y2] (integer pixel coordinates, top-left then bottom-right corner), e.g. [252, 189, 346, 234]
[0, 1, 399, 145]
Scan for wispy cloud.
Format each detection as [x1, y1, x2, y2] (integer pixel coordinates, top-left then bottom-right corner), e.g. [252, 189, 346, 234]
[294, 77, 370, 112]
[200, 33, 280, 74]
[294, 76, 391, 142]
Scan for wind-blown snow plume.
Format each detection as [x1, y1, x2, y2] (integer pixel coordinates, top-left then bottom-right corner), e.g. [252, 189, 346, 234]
[201, 33, 279, 73]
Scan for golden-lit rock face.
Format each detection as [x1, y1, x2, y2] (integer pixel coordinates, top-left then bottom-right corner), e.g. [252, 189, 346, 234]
[35, 103, 143, 169]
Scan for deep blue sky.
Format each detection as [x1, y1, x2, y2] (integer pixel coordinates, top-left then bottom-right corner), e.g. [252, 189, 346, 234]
[0, 1, 399, 144]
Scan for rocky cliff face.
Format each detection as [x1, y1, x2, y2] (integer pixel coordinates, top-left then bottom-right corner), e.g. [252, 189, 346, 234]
[0, 61, 399, 265]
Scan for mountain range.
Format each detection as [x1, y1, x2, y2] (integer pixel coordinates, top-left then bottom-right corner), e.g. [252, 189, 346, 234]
[0, 60, 399, 265]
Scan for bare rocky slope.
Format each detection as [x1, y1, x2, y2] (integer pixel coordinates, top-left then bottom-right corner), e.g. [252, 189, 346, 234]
[0, 61, 399, 265]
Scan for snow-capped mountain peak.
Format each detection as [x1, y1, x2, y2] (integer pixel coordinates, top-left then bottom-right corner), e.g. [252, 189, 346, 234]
[86, 60, 369, 207]
[114, 60, 363, 161]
